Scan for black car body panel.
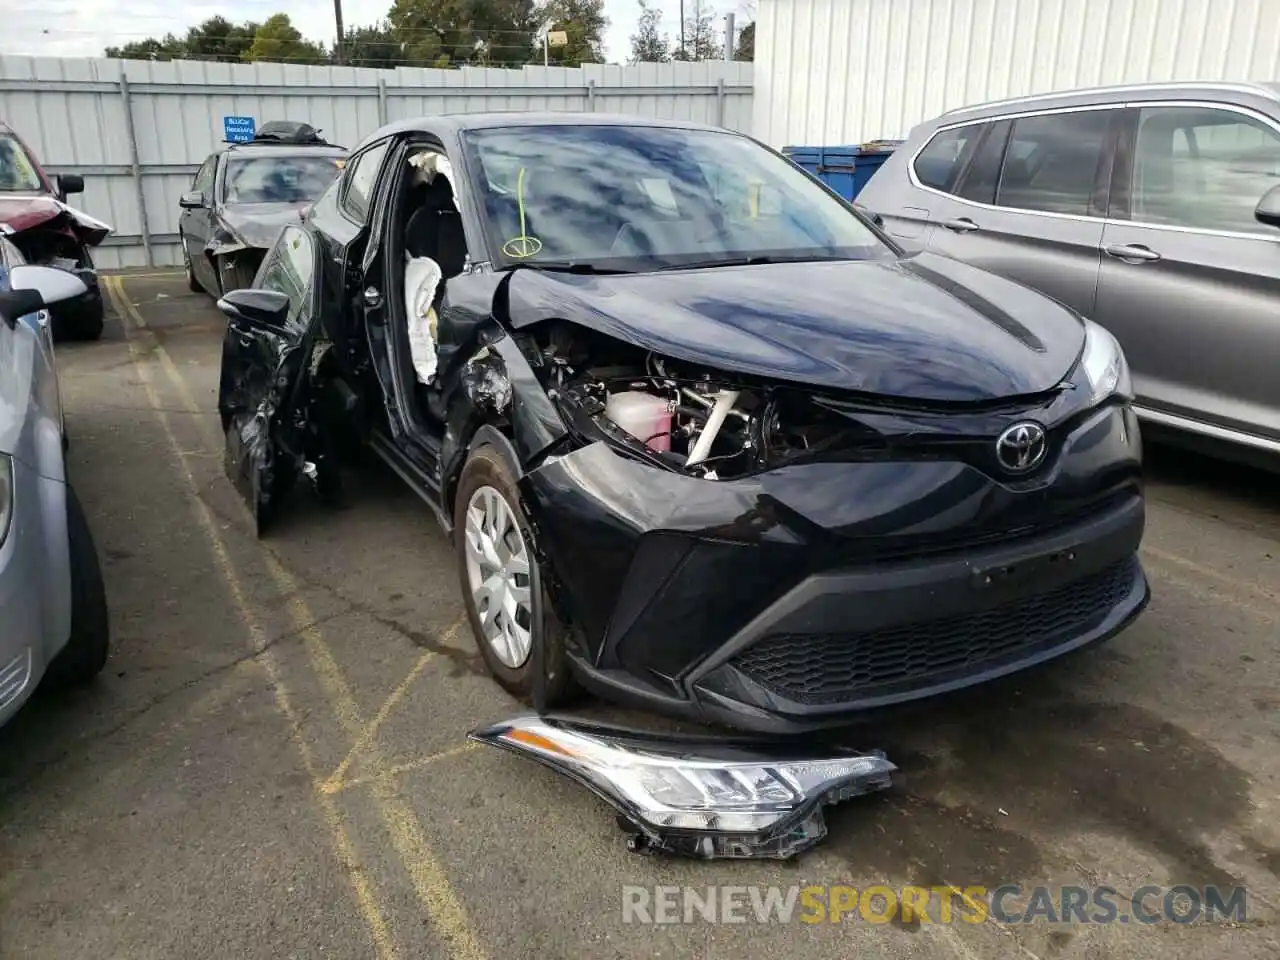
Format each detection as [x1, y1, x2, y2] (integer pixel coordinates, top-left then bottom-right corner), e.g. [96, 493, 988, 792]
[502, 253, 1085, 402]
[213, 111, 1150, 734]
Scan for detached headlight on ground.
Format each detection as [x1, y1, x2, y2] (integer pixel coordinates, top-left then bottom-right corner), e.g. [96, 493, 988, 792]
[0, 454, 13, 548]
[470, 715, 896, 859]
[1079, 319, 1133, 407]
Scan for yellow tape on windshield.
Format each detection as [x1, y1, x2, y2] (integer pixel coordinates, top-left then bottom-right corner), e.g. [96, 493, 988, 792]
[501, 166, 542, 258]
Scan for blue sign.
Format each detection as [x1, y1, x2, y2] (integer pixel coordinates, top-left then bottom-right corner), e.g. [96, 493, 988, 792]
[223, 115, 256, 143]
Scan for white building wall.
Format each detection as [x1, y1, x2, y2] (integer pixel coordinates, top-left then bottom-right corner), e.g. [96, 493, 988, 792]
[753, 0, 1280, 148]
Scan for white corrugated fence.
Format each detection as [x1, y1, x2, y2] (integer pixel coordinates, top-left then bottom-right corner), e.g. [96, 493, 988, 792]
[0, 56, 756, 269]
[754, 0, 1280, 149]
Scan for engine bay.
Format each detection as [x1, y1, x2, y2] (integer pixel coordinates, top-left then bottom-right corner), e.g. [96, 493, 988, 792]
[534, 323, 885, 480]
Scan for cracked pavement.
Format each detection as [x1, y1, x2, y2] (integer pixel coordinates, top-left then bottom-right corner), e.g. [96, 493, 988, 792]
[1, 272, 1278, 960]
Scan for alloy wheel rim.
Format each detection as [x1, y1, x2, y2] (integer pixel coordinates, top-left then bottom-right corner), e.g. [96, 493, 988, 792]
[464, 485, 533, 669]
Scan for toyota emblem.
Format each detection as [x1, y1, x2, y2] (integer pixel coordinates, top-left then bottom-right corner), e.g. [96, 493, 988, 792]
[995, 422, 1047, 473]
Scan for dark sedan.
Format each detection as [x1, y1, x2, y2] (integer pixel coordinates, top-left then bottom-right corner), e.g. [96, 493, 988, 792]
[178, 121, 346, 296]
[212, 112, 1150, 735]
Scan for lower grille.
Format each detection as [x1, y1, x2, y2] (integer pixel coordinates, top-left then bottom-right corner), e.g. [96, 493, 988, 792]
[730, 557, 1139, 704]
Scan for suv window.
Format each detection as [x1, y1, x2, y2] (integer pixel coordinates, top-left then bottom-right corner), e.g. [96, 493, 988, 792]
[193, 156, 217, 194]
[342, 141, 389, 223]
[995, 110, 1113, 216]
[1130, 105, 1280, 234]
[913, 125, 980, 192]
[955, 119, 1012, 204]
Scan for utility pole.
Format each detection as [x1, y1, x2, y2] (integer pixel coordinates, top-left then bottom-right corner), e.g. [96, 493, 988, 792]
[332, 0, 346, 64]
[680, 0, 686, 59]
[724, 12, 735, 60]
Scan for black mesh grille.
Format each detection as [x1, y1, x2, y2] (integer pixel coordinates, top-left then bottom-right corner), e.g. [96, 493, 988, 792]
[729, 557, 1139, 704]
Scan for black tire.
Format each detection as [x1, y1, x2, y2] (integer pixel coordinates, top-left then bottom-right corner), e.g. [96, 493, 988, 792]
[43, 485, 110, 688]
[50, 287, 105, 342]
[181, 235, 203, 293]
[453, 443, 574, 706]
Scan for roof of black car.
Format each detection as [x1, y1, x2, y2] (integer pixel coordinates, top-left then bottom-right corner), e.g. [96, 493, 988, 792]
[220, 141, 348, 158]
[353, 111, 731, 153]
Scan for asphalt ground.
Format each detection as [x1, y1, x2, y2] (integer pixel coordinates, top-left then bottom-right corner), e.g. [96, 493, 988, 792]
[1, 271, 1278, 959]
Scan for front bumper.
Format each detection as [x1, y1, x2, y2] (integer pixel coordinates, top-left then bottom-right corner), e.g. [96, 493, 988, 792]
[523, 402, 1148, 733]
[0, 459, 70, 727]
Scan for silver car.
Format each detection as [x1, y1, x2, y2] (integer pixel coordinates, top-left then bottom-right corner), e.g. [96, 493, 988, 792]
[857, 81, 1280, 465]
[0, 239, 109, 728]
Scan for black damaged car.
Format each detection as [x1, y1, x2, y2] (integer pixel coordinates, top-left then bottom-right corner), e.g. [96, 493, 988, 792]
[215, 113, 1150, 734]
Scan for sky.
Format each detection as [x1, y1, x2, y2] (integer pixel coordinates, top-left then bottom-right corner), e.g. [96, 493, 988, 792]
[1, 0, 754, 64]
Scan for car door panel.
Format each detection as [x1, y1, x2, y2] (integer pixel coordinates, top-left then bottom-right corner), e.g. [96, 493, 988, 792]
[1094, 103, 1280, 442]
[1096, 224, 1279, 438]
[217, 225, 328, 534]
[924, 110, 1118, 322]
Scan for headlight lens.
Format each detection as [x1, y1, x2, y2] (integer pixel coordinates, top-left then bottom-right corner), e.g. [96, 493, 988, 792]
[471, 714, 896, 859]
[0, 454, 13, 548]
[1079, 319, 1132, 406]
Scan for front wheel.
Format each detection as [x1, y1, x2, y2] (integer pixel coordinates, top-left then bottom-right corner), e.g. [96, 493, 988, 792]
[453, 444, 573, 705]
[43, 485, 110, 688]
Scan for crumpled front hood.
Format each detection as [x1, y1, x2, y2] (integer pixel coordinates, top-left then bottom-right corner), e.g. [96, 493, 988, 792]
[0, 194, 111, 246]
[505, 252, 1087, 403]
[217, 202, 309, 250]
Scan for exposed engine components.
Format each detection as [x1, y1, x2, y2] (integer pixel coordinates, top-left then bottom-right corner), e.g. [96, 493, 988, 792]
[534, 321, 882, 481]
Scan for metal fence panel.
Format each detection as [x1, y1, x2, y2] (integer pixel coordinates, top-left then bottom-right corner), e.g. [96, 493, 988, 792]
[0, 56, 755, 269]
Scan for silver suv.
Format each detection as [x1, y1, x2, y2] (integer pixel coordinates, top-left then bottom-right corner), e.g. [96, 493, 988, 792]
[857, 81, 1280, 465]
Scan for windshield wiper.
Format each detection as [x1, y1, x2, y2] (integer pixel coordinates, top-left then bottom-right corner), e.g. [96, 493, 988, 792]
[655, 254, 855, 272]
[504, 260, 635, 275]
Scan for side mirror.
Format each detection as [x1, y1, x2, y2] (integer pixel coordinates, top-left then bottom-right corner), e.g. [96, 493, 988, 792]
[57, 173, 85, 197]
[1254, 184, 1280, 229]
[180, 191, 208, 210]
[0, 264, 89, 328]
[216, 288, 290, 332]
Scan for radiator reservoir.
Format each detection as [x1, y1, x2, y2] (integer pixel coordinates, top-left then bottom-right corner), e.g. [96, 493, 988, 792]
[605, 391, 672, 453]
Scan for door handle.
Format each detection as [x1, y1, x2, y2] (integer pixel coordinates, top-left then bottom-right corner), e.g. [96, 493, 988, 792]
[939, 217, 979, 233]
[1104, 243, 1161, 262]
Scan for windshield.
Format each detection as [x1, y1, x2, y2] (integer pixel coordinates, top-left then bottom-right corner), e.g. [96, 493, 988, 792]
[0, 135, 43, 192]
[223, 155, 345, 204]
[461, 124, 893, 271]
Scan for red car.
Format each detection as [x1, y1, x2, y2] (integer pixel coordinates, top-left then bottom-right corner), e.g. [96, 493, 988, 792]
[0, 121, 110, 340]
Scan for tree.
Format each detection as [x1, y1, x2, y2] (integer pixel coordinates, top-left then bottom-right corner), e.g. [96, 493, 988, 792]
[342, 21, 408, 69]
[244, 14, 329, 64]
[387, 0, 539, 68]
[104, 16, 259, 62]
[105, 36, 184, 61]
[628, 0, 669, 63]
[537, 0, 606, 66]
[673, 0, 720, 62]
[734, 20, 754, 61]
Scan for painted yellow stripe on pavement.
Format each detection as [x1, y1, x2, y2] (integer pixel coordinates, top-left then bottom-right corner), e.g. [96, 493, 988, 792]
[102, 275, 399, 960]
[108, 275, 490, 960]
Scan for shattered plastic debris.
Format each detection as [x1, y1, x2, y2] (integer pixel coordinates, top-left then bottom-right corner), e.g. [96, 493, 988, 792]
[469, 714, 896, 860]
[462, 346, 512, 413]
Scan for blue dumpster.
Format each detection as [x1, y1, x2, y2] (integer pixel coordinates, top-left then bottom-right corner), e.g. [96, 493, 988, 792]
[782, 140, 903, 201]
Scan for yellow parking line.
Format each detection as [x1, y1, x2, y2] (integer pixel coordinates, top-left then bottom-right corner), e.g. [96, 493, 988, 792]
[102, 276, 398, 960]
[324, 615, 467, 790]
[325, 742, 482, 796]
[110, 275, 490, 960]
